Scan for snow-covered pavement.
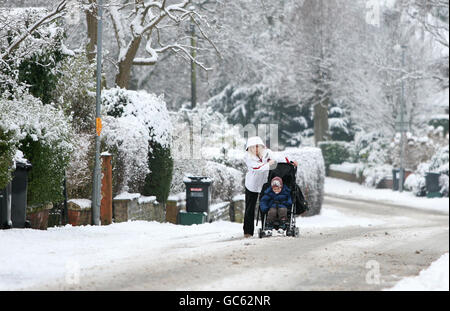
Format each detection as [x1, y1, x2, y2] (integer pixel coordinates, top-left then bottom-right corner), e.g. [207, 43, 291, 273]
[0, 177, 448, 291]
[0, 205, 381, 291]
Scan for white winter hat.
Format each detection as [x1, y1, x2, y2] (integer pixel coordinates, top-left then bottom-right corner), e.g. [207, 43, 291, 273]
[246, 136, 266, 150]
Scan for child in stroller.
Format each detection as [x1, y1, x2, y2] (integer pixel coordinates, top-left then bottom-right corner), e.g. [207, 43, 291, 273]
[260, 177, 292, 232]
[257, 162, 303, 238]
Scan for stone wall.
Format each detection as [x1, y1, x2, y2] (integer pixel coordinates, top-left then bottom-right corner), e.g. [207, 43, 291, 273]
[209, 198, 245, 223]
[113, 195, 165, 223]
[67, 200, 92, 226]
[328, 169, 365, 184]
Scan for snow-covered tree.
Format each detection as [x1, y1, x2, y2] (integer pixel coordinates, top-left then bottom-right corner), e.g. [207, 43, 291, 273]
[0, 5, 69, 100]
[104, 0, 217, 89]
[0, 4, 76, 206]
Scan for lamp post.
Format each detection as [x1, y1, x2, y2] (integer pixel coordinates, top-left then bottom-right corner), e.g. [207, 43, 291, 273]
[398, 45, 407, 193]
[92, 0, 103, 225]
[190, 17, 197, 109]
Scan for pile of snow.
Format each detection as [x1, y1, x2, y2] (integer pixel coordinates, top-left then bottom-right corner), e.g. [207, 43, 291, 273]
[387, 253, 449, 291]
[325, 177, 449, 213]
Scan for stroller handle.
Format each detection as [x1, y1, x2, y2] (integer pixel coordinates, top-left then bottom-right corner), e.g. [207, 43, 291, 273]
[289, 161, 298, 174]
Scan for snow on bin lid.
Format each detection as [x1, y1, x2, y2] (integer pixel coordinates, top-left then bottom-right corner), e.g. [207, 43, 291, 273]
[183, 176, 213, 183]
[13, 150, 32, 169]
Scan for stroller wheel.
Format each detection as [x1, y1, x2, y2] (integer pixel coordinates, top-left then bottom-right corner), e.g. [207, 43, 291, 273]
[258, 228, 263, 239]
[295, 227, 300, 237]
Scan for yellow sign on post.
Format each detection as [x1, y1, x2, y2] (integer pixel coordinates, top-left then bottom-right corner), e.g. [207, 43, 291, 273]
[96, 118, 102, 136]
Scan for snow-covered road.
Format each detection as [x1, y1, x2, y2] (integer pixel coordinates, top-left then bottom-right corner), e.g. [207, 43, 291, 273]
[12, 195, 447, 291]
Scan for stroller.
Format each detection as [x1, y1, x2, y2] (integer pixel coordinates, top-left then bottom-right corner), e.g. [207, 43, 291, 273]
[256, 162, 307, 238]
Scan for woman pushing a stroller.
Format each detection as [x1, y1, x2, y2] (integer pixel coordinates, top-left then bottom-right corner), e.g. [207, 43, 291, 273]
[243, 136, 297, 238]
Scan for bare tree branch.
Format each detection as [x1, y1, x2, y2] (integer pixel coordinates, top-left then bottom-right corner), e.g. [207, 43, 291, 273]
[0, 0, 67, 60]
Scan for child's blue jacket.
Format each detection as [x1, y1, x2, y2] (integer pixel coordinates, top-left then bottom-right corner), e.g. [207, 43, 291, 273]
[260, 185, 292, 213]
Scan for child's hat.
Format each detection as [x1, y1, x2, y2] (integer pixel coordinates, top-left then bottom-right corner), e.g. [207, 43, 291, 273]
[271, 177, 283, 188]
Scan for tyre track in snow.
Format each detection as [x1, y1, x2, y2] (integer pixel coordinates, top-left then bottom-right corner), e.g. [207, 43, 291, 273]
[28, 196, 448, 291]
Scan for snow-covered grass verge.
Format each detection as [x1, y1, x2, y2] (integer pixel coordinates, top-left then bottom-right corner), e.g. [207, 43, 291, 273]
[386, 253, 449, 291]
[325, 177, 449, 214]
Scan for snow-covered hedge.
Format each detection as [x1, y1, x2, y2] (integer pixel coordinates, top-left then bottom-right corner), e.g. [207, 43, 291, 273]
[65, 133, 95, 199]
[429, 145, 449, 175]
[0, 94, 73, 205]
[52, 53, 96, 199]
[404, 172, 426, 196]
[282, 147, 325, 216]
[404, 146, 449, 197]
[171, 159, 243, 203]
[101, 88, 172, 198]
[390, 127, 448, 171]
[53, 53, 96, 133]
[362, 164, 394, 188]
[354, 131, 390, 165]
[0, 128, 16, 189]
[318, 141, 353, 173]
[430, 145, 449, 197]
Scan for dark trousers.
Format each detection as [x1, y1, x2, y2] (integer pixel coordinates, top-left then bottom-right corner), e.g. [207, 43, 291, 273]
[244, 187, 259, 235]
[267, 207, 288, 225]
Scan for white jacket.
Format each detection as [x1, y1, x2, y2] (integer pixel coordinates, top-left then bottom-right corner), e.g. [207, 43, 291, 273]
[244, 149, 290, 193]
